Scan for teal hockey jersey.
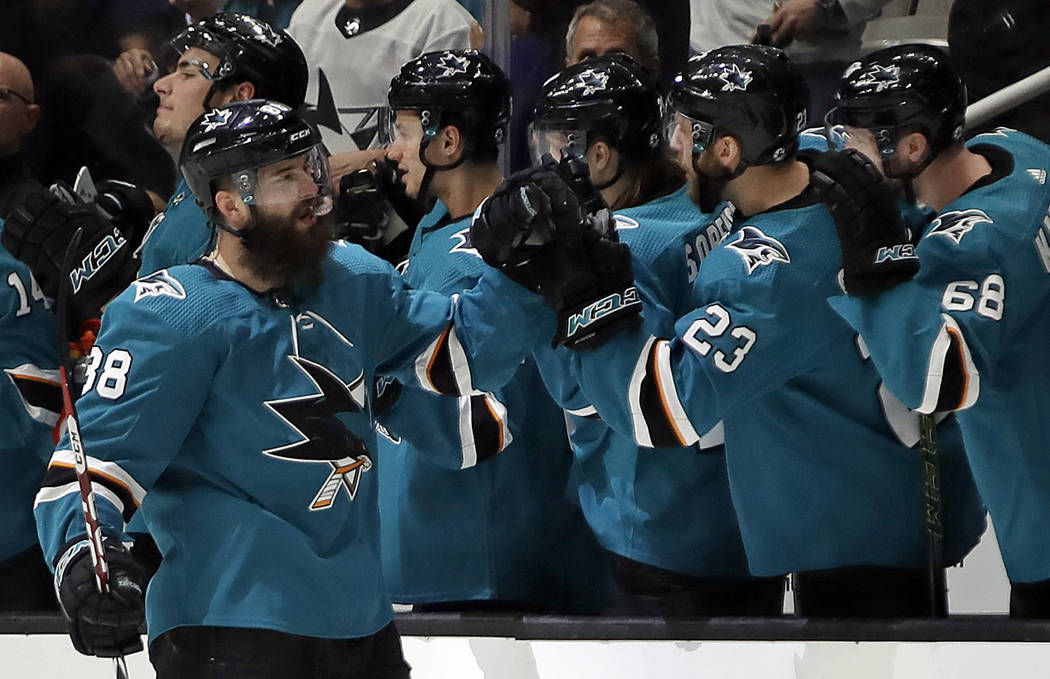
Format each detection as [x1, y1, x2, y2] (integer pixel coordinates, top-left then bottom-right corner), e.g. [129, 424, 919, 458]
[1, 220, 61, 563]
[534, 189, 751, 579]
[831, 128, 1050, 583]
[34, 241, 550, 641]
[136, 176, 213, 276]
[568, 173, 987, 577]
[377, 204, 610, 610]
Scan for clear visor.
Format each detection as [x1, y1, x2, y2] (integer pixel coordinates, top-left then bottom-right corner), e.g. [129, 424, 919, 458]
[233, 144, 334, 216]
[665, 110, 716, 156]
[527, 124, 589, 166]
[376, 106, 398, 148]
[823, 108, 893, 164]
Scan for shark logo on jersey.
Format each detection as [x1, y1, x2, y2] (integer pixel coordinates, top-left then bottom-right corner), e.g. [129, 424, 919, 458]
[199, 108, 233, 133]
[133, 270, 186, 302]
[449, 227, 481, 258]
[263, 355, 373, 510]
[438, 52, 470, 77]
[613, 215, 640, 230]
[855, 64, 901, 92]
[927, 208, 993, 245]
[719, 63, 752, 92]
[726, 226, 790, 274]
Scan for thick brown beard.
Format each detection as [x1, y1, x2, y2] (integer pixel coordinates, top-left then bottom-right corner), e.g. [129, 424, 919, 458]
[239, 208, 333, 289]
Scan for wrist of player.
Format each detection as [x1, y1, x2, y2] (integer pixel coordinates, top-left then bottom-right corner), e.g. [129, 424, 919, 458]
[842, 237, 919, 295]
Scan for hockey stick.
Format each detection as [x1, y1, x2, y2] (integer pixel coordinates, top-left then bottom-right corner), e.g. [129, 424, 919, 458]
[918, 413, 947, 618]
[56, 227, 131, 679]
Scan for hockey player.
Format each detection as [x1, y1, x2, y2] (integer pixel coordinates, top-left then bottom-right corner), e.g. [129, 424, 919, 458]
[473, 45, 987, 616]
[376, 49, 612, 613]
[0, 222, 60, 611]
[825, 45, 1050, 617]
[137, 13, 309, 278]
[32, 99, 555, 674]
[526, 53, 784, 615]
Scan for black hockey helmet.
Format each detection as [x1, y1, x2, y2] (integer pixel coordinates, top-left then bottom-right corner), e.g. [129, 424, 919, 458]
[529, 53, 663, 166]
[828, 44, 966, 172]
[385, 49, 511, 168]
[668, 45, 809, 172]
[163, 13, 308, 109]
[180, 99, 332, 231]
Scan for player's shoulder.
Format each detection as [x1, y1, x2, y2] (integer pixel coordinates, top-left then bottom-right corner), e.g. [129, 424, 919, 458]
[705, 202, 832, 285]
[323, 240, 402, 283]
[615, 186, 700, 259]
[108, 264, 255, 337]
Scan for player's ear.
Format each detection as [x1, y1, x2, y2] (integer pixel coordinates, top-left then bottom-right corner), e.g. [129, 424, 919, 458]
[441, 124, 464, 163]
[718, 135, 742, 172]
[232, 81, 256, 102]
[900, 131, 928, 164]
[214, 188, 248, 228]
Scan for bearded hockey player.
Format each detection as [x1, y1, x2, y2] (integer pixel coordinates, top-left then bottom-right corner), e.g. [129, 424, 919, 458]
[32, 99, 556, 676]
[375, 49, 612, 613]
[474, 44, 987, 617]
[827, 44, 1050, 617]
[526, 53, 785, 615]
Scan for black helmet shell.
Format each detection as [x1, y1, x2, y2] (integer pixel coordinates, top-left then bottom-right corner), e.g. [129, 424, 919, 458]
[165, 13, 308, 109]
[533, 53, 663, 159]
[669, 45, 810, 167]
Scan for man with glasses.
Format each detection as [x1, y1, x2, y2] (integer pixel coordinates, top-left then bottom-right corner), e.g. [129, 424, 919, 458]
[0, 52, 41, 219]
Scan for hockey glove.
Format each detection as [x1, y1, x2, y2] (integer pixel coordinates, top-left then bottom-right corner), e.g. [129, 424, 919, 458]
[472, 154, 641, 349]
[95, 179, 157, 251]
[54, 536, 146, 658]
[334, 168, 389, 246]
[806, 149, 919, 295]
[3, 185, 140, 325]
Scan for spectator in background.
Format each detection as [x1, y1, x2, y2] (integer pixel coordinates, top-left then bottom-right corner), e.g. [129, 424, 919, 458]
[0, 53, 42, 219]
[508, 0, 667, 173]
[287, 0, 475, 155]
[689, 0, 893, 119]
[565, 0, 659, 75]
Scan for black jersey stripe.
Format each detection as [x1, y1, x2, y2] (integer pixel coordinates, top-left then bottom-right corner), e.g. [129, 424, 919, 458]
[635, 341, 688, 448]
[470, 393, 504, 464]
[8, 373, 63, 415]
[41, 464, 140, 523]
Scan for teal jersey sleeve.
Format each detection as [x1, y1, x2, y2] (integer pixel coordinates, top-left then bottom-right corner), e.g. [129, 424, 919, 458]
[830, 129, 1050, 582]
[34, 271, 222, 565]
[573, 206, 840, 448]
[315, 241, 555, 398]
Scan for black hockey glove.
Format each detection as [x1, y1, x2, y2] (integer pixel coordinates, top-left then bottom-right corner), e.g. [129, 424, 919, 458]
[806, 149, 919, 295]
[472, 154, 641, 349]
[334, 168, 389, 246]
[54, 536, 146, 658]
[3, 185, 140, 325]
[95, 179, 156, 251]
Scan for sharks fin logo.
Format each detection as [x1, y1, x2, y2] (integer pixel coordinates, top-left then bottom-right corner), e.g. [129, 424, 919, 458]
[449, 227, 481, 258]
[927, 208, 993, 245]
[726, 226, 790, 274]
[133, 270, 186, 302]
